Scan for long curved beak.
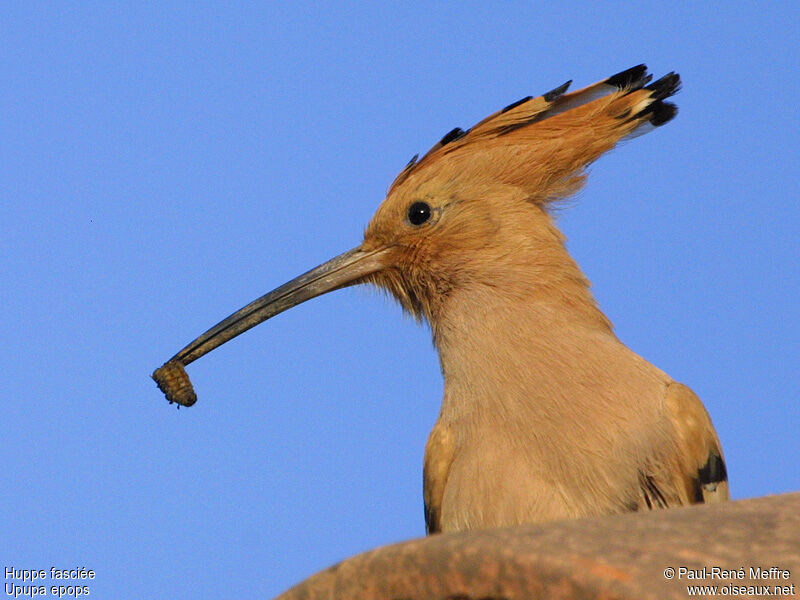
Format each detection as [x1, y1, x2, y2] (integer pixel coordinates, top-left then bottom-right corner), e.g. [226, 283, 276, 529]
[153, 245, 390, 406]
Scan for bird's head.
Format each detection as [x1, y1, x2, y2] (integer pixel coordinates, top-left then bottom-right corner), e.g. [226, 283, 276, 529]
[159, 66, 677, 399]
[359, 151, 574, 323]
[165, 123, 590, 372]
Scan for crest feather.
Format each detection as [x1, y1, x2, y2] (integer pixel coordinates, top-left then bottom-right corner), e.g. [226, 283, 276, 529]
[389, 65, 679, 206]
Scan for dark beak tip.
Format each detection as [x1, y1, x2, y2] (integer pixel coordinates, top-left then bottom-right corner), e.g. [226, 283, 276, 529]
[153, 361, 198, 407]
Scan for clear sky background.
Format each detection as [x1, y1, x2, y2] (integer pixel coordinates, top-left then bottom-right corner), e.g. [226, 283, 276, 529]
[3, 3, 799, 598]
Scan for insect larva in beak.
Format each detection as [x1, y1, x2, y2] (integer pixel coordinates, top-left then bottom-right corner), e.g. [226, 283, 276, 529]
[152, 361, 197, 407]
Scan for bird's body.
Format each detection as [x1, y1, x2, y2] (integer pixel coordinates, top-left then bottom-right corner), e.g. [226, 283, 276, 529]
[425, 304, 725, 531]
[154, 64, 728, 534]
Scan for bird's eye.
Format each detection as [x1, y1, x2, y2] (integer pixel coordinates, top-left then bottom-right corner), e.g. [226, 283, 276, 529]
[407, 201, 432, 226]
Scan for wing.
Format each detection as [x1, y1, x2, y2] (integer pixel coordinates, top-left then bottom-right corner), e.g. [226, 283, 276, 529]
[639, 382, 729, 509]
[423, 420, 455, 534]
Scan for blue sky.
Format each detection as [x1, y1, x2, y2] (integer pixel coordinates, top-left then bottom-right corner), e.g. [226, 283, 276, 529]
[2, 3, 798, 598]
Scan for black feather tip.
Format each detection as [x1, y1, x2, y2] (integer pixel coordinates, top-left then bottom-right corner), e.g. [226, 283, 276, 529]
[606, 64, 652, 90]
[691, 451, 728, 502]
[698, 452, 728, 487]
[638, 72, 682, 126]
[649, 102, 678, 126]
[646, 72, 682, 100]
[438, 127, 467, 146]
[543, 80, 571, 102]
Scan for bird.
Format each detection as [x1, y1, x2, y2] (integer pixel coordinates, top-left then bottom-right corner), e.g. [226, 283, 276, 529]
[153, 64, 729, 534]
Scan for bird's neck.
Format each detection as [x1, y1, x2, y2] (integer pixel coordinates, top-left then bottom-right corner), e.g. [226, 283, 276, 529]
[431, 219, 614, 346]
[430, 238, 623, 424]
